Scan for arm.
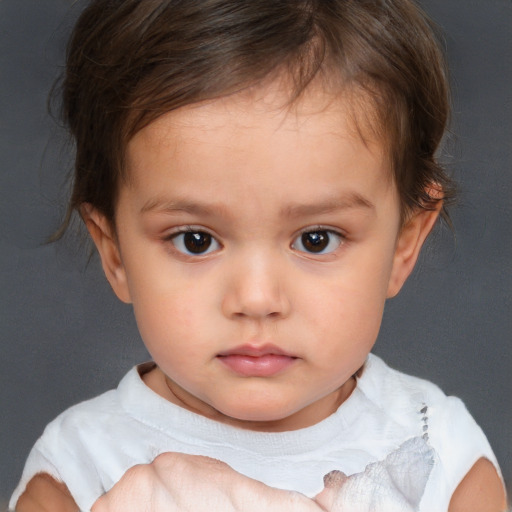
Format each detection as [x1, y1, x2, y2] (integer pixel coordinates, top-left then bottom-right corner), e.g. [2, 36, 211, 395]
[92, 452, 327, 512]
[15, 473, 79, 512]
[17, 456, 505, 512]
[14, 455, 328, 512]
[449, 458, 507, 512]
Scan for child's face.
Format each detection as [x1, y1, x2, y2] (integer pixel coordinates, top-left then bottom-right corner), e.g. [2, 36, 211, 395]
[88, 81, 437, 431]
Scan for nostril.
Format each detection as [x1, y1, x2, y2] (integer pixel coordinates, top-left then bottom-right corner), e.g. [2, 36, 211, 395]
[231, 310, 280, 319]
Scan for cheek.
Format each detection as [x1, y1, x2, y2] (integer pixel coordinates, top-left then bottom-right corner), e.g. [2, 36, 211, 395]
[127, 269, 210, 353]
[316, 290, 384, 346]
[299, 256, 392, 354]
[133, 296, 211, 377]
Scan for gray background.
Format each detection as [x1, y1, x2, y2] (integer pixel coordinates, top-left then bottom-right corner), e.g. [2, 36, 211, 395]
[1, 0, 511, 506]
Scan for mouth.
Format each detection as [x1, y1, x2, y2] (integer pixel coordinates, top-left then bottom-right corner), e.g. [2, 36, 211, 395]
[216, 344, 298, 377]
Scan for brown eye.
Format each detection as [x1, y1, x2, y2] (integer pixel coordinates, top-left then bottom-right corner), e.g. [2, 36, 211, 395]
[171, 231, 220, 255]
[301, 231, 329, 253]
[184, 232, 212, 253]
[292, 230, 344, 255]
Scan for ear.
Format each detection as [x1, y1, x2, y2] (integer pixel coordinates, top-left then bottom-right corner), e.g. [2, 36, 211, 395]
[387, 202, 442, 298]
[81, 204, 132, 303]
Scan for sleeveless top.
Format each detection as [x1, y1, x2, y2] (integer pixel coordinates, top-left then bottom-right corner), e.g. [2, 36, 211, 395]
[10, 354, 501, 511]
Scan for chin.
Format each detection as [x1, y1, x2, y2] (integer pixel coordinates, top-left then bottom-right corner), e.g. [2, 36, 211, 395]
[216, 399, 302, 430]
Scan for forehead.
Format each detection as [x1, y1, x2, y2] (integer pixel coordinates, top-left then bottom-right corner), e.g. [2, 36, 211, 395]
[119, 78, 402, 236]
[126, 79, 388, 179]
[120, 82, 401, 238]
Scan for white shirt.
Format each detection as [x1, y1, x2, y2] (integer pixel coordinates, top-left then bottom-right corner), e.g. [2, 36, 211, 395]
[10, 354, 501, 511]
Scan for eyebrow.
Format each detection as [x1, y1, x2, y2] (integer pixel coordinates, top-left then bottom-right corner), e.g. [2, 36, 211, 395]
[140, 192, 375, 218]
[140, 198, 229, 217]
[281, 193, 375, 218]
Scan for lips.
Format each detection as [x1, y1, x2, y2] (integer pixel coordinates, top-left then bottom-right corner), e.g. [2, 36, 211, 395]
[217, 344, 298, 377]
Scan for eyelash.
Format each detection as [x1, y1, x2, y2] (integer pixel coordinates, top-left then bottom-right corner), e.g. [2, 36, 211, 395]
[164, 226, 346, 257]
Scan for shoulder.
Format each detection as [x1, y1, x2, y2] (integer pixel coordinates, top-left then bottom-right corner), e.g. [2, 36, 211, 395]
[10, 366, 144, 511]
[37, 380, 125, 449]
[358, 354, 453, 428]
[38, 363, 153, 443]
[363, 354, 499, 463]
[361, 355, 505, 511]
[360, 353, 447, 401]
[361, 355, 488, 432]
[35, 364, 155, 468]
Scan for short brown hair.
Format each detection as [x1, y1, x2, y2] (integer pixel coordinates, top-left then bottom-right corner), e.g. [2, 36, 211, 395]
[60, 0, 455, 230]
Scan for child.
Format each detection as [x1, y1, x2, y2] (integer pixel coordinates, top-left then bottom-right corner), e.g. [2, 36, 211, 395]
[10, 0, 507, 510]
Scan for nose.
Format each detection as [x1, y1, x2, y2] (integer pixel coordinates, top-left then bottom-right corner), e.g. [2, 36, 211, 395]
[221, 250, 291, 320]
